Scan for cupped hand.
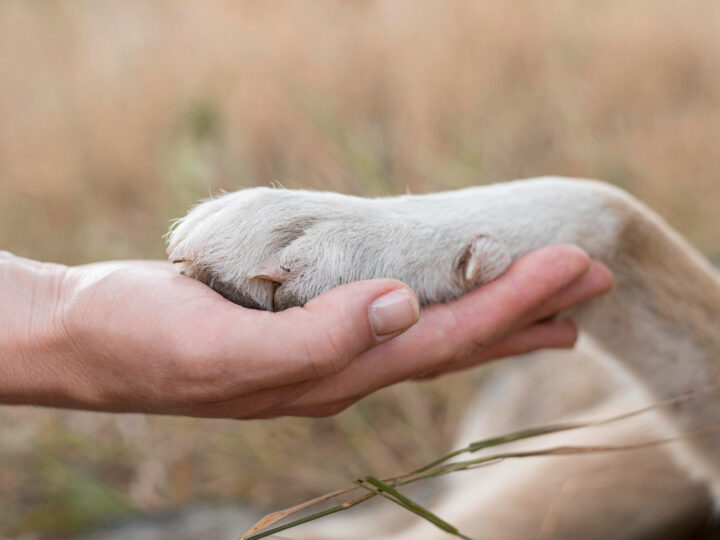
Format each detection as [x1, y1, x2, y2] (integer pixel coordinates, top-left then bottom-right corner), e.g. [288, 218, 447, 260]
[0, 245, 612, 418]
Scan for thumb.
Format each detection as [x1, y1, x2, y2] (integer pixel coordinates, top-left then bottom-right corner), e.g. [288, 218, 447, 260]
[270, 280, 420, 379]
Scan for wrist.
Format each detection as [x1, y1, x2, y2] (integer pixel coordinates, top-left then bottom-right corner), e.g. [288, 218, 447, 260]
[0, 251, 78, 406]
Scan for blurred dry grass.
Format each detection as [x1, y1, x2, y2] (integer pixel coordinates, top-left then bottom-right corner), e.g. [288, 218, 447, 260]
[0, 0, 718, 537]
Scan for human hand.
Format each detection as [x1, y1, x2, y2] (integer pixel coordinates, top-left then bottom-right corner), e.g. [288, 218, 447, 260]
[0, 245, 611, 418]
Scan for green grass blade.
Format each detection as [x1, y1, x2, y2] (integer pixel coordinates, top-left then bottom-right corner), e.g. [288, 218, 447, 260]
[242, 492, 376, 540]
[411, 423, 579, 474]
[360, 476, 472, 539]
[412, 387, 717, 474]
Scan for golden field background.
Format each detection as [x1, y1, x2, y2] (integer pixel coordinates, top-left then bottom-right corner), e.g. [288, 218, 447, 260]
[1, 0, 718, 537]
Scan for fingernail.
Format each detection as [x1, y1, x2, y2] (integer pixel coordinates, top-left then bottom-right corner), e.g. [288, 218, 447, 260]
[368, 289, 420, 337]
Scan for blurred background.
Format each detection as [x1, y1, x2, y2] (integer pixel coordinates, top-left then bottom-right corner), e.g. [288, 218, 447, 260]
[1, 0, 718, 537]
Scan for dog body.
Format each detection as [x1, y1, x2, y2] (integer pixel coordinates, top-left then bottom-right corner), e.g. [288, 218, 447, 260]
[167, 177, 720, 538]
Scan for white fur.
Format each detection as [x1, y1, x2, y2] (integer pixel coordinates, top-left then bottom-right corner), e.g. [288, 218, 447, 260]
[168, 178, 620, 310]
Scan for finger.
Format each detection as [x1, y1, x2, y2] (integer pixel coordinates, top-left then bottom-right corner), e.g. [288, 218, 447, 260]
[417, 260, 611, 379]
[414, 319, 578, 379]
[414, 261, 611, 379]
[208, 279, 420, 392]
[434, 244, 591, 347]
[514, 261, 613, 329]
[284, 245, 593, 407]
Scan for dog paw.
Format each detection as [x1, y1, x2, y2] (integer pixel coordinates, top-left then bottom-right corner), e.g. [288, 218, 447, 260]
[166, 187, 514, 311]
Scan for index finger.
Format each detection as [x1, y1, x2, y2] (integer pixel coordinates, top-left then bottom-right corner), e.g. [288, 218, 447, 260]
[286, 245, 593, 407]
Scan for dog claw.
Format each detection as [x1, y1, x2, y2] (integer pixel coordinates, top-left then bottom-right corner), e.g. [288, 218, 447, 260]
[465, 253, 480, 281]
[246, 260, 291, 284]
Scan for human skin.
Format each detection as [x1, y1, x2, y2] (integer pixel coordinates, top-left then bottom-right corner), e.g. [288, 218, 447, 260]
[0, 245, 612, 418]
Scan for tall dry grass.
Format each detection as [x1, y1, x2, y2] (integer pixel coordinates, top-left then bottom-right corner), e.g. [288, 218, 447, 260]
[0, 0, 718, 537]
